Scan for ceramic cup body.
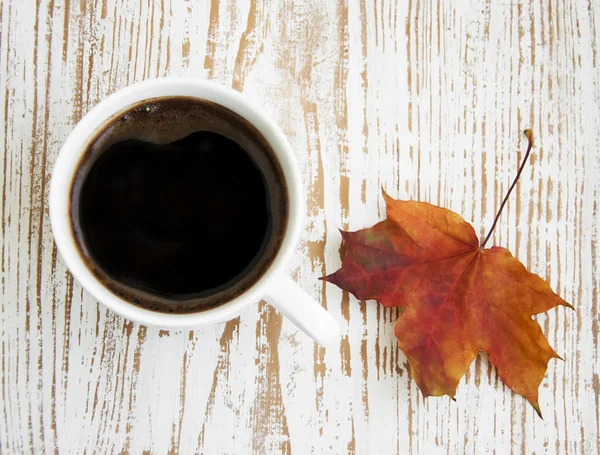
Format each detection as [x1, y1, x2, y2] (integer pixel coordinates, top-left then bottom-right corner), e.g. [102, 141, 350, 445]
[50, 78, 339, 346]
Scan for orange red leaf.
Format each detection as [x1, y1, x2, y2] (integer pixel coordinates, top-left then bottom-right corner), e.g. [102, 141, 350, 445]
[324, 192, 571, 416]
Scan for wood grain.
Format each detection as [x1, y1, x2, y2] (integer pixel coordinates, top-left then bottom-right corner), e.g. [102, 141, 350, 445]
[1, 0, 599, 453]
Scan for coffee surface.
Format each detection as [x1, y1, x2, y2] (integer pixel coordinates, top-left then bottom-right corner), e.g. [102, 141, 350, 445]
[70, 98, 287, 313]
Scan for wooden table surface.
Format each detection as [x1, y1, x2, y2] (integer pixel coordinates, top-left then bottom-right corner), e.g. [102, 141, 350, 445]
[1, 1, 599, 453]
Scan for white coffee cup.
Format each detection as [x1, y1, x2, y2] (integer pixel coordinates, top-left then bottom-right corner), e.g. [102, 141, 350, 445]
[49, 77, 340, 347]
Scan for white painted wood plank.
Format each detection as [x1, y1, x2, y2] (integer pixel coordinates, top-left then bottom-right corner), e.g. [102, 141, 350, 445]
[0, 1, 598, 453]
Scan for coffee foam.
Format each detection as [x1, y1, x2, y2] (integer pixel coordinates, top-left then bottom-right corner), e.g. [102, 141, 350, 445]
[86, 99, 274, 173]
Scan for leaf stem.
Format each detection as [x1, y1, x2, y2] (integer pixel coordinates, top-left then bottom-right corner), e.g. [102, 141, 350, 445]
[481, 129, 534, 249]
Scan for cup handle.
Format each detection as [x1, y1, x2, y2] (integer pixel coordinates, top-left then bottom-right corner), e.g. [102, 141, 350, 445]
[263, 272, 340, 347]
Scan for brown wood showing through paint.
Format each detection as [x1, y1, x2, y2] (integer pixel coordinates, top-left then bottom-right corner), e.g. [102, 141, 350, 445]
[0, 0, 599, 453]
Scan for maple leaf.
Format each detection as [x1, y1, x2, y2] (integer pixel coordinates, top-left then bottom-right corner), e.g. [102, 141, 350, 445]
[323, 131, 571, 417]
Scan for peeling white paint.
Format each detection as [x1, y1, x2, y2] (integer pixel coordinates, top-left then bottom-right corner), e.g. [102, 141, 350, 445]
[0, 0, 599, 454]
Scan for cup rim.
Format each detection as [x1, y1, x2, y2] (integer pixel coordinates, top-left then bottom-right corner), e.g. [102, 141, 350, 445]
[49, 77, 303, 328]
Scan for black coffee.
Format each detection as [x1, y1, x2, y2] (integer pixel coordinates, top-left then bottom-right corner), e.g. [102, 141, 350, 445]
[70, 98, 288, 313]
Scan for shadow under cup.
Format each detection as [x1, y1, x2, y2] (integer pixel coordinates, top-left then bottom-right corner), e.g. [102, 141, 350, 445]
[68, 97, 289, 314]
